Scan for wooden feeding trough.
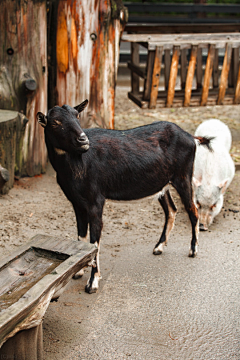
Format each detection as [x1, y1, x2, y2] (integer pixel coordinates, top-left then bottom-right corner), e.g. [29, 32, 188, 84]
[121, 32, 240, 109]
[0, 234, 97, 360]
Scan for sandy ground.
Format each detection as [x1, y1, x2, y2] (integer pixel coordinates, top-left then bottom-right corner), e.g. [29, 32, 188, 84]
[0, 84, 240, 359]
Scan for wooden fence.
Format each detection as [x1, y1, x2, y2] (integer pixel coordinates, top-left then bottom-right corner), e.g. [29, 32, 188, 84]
[122, 33, 240, 108]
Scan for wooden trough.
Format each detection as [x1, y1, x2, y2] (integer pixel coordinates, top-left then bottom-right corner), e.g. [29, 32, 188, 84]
[0, 234, 97, 360]
[121, 32, 240, 109]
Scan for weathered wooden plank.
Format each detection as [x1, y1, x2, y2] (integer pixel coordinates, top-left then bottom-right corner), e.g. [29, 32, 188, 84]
[128, 92, 148, 109]
[143, 50, 155, 101]
[164, 50, 171, 91]
[217, 43, 232, 105]
[149, 46, 163, 109]
[213, 48, 219, 88]
[166, 46, 180, 107]
[131, 43, 140, 94]
[122, 33, 240, 44]
[0, 235, 97, 348]
[184, 45, 198, 107]
[181, 49, 188, 90]
[234, 64, 240, 104]
[201, 44, 215, 106]
[0, 0, 48, 177]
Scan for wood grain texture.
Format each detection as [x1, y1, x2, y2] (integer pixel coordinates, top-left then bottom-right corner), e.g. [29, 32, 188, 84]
[217, 43, 232, 105]
[201, 44, 215, 106]
[184, 45, 197, 107]
[166, 46, 180, 107]
[0, 234, 97, 348]
[149, 46, 163, 109]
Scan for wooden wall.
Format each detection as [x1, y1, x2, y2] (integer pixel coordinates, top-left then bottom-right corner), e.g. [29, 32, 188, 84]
[0, 0, 48, 177]
[0, 0, 126, 181]
[48, 0, 126, 129]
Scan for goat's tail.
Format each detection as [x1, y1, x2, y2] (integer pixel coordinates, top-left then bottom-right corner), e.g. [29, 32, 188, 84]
[194, 136, 214, 152]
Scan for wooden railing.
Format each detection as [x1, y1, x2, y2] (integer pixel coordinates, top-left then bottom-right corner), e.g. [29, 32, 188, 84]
[121, 32, 240, 108]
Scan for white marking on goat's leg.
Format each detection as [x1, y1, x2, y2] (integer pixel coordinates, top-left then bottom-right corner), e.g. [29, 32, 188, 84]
[189, 219, 199, 257]
[153, 208, 176, 254]
[85, 241, 102, 293]
[78, 235, 88, 242]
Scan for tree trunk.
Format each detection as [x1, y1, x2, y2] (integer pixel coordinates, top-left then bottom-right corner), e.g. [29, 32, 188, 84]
[0, 0, 48, 177]
[48, 0, 127, 129]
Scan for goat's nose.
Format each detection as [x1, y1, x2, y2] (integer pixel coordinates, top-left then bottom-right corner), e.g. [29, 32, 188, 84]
[77, 132, 88, 143]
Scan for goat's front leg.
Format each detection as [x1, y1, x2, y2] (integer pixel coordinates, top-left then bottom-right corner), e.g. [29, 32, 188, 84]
[85, 199, 104, 294]
[153, 189, 177, 255]
[72, 205, 89, 279]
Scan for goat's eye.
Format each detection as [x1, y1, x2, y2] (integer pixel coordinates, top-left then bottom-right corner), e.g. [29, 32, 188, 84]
[197, 201, 201, 209]
[52, 119, 62, 128]
[210, 203, 217, 210]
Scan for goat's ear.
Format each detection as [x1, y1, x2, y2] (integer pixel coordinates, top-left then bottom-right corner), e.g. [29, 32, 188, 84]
[37, 112, 47, 127]
[74, 99, 88, 114]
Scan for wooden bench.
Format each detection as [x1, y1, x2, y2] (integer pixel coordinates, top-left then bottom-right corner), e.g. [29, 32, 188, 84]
[0, 234, 97, 360]
[121, 32, 240, 109]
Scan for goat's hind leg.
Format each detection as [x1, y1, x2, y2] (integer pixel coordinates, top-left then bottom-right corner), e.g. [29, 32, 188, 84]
[173, 179, 199, 257]
[153, 189, 177, 255]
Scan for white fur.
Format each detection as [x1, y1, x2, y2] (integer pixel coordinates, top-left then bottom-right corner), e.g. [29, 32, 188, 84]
[193, 119, 235, 230]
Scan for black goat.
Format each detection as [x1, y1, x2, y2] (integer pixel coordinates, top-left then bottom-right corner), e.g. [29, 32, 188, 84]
[37, 100, 211, 293]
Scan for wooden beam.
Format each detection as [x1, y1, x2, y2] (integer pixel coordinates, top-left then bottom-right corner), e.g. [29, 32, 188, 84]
[128, 92, 148, 109]
[131, 43, 140, 94]
[143, 50, 155, 101]
[181, 49, 188, 90]
[127, 62, 146, 79]
[164, 49, 171, 91]
[149, 46, 163, 109]
[196, 47, 203, 89]
[201, 44, 215, 106]
[217, 43, 232, 105]
[232, 47, 240, 89]
[212, 48, 219, 88]
[234, 64, 240, 104]
[166, 46, 180, 107]
[184, 45, 198, 107]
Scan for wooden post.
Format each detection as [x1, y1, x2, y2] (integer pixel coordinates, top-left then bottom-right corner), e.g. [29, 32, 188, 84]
[213, 48, 219, 89]
[201, 44, 215, 106]
[0, 0, 48, 177]
[149, 46, 163, 109]
[181, 49, 188, 90]
[217, 43, 232, 105]
[196, 48, 203, 89]
[184, 45, 198, 107]
[166, 46, 180, 107]
[234, 64, 240, 104]
[232, 48, 240, 89]
[131, 43, 140, 94]
[164, 50, 171, 91]
[49, 0, 126, 130]
[143, 50, 155, 101]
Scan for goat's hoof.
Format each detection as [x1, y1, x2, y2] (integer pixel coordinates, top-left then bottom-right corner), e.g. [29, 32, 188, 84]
[85, 284, 98, 294]
[73, 268, 85, 279]
[153, 249, 162, 255]
[188, 250, 197, 258]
